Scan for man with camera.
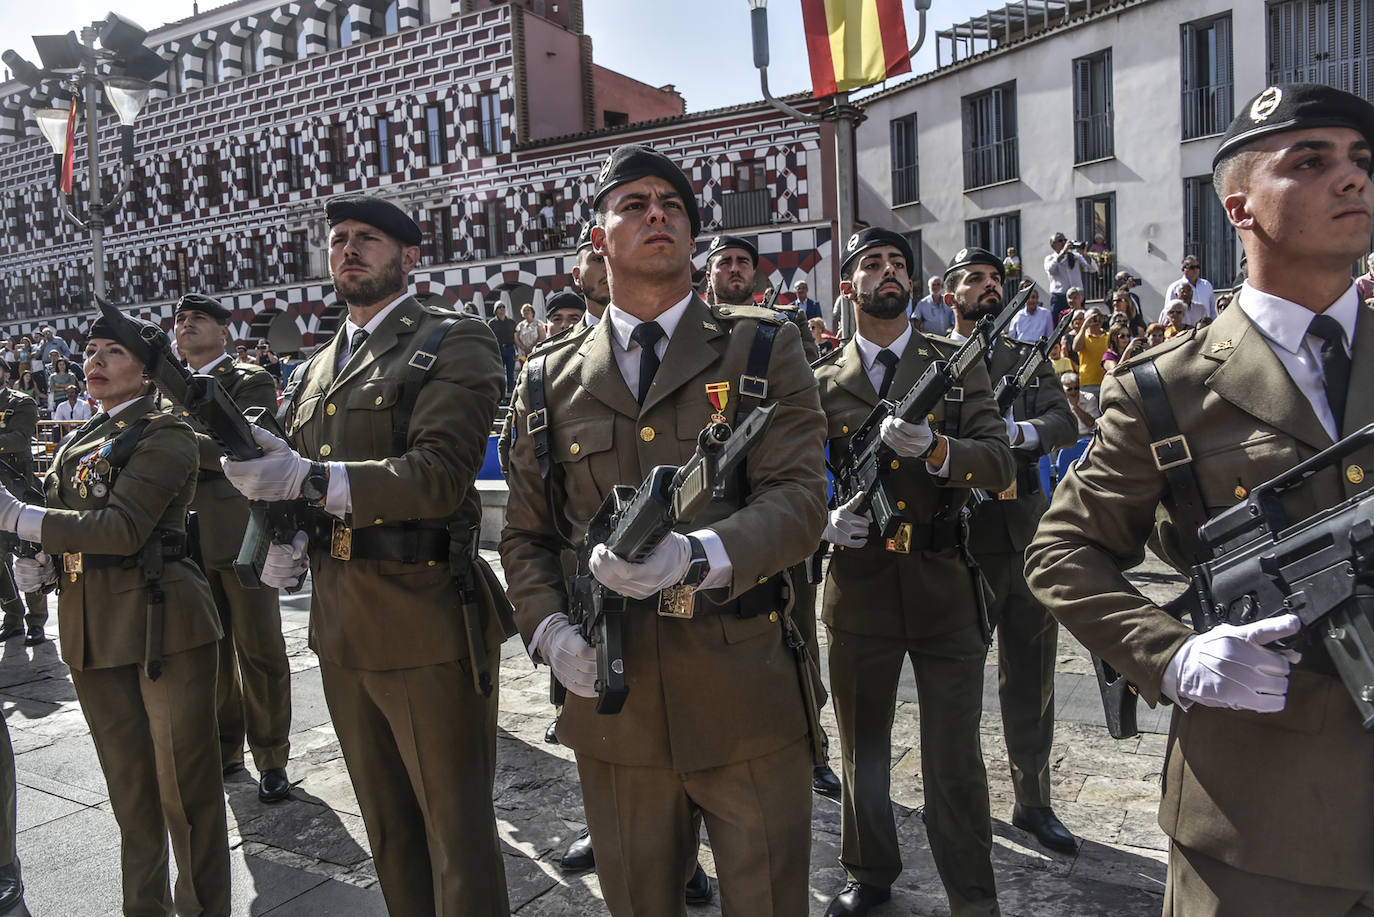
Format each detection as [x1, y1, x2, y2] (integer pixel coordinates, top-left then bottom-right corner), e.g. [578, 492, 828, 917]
[1027, 83, 1374, 915]
[1043, 232, 1096, 321]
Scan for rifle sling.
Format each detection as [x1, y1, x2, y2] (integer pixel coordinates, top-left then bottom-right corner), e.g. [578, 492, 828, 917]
[1128, 360, 1208, 562]
[392, 317, 458, 456]
[525, 351, 577, 550]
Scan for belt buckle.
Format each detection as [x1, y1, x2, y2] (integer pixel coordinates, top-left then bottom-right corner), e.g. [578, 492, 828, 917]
[997, 479, 1019, 501]
[657, 585, 696, 619]
[884, 523, 912, 554]
[330, 520, 352, 561]
[1151, 435, 1192, 471]
[63, 552, 83, 581]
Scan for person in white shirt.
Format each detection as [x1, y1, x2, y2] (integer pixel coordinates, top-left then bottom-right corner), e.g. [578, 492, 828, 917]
[1007, 285, 1055, 343]
[910, 276, 952, 334]
[1163, 255, 1216, 324]
[1042, 232, 1096, 319]
[52, 384, 92, 422]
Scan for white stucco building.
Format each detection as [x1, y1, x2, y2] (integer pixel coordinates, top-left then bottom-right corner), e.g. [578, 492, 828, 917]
[854, 0, 1372, 318]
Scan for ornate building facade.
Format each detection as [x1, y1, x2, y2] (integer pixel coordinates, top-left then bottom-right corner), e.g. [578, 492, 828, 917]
[0, 0, 834, 350]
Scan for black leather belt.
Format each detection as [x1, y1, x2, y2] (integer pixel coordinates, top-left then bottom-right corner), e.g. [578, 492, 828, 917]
[902, 521, 962, 552]
[80, 531, 189, 570]
[197, 469, 225, 482]
[307, 517, 450, 564]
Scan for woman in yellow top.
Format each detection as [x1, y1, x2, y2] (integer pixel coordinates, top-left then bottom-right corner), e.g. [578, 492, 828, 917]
[0, 314, 231, 916]
[1162, 300, 1191, 338]
[1072, 308, 1111, 392]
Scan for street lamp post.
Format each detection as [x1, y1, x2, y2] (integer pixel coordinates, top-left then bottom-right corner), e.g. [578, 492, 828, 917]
[5, 13, 165, 306]
[749, 0, 930, 338]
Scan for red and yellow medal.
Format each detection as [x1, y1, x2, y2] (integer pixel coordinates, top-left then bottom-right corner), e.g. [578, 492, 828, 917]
[705, 382, 729, 423]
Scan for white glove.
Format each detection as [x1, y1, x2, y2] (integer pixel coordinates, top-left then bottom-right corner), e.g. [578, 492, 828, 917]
[879, 416, 935, 459]
[13, 553, 55, 593]
[823, 493, 871, 548]
[220, 425, 312, 502]
[537, 613, 599, 698]
[0, 487, 23, 534]
[589, 532, 692, 600]
[261, 530, 309, 589]
[1168, 614, 1304, 713]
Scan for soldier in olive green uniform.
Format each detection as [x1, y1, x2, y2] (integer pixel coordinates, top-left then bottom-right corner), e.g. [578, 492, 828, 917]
[1028, 84, 1374, 917]
[171, 293, 293, 802]
[223, 194, 510, 917]
[7, 317, 229, 916]
[0, 365, 47, 645]
[816, 228, 1013, 917]
[501, 146, 828, 916]
[942, 250, 1079, 855]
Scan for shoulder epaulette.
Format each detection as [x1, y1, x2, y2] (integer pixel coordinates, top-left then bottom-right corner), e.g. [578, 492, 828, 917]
[711, 304, 784, 325]
[1112, 328, 1196, 375]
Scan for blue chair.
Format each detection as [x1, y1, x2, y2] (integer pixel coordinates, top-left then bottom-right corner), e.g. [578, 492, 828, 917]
[479, 434, 503, 479]
[1054, 438, 1091, 486]
[1038, 454, 1054, 495]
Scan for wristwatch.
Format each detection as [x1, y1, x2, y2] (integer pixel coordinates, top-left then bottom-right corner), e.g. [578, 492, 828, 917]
[680, 535, 711, 589]
[299, 461, 329, 506]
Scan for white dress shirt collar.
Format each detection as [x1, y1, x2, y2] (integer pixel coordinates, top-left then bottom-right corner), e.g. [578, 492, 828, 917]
[1238, 280, 1357, 356]
[605, 291, 694, 353]
[342, 292, 410, 341]
[853, 324, 914, 373]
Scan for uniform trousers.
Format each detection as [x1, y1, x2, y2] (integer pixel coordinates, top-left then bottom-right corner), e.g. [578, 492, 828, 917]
[0, 557, 46, 631]
[1165, 842, 1374, 917]
[978, 548, 1058, 807]
[206, 565, 291, 772]
[576, 736, 812, 917]
[69, 643, 230, 917]
[0, 709, 15, 869]
[789, 568, 829, 759]
[827, 623, 999, 917]
[319, 651, 509, 917]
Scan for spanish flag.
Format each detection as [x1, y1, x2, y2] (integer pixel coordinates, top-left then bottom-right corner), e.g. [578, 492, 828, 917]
[802, 0, 912, 98]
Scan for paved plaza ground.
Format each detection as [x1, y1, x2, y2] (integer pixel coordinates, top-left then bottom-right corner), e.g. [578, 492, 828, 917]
[0, 549, 1187, 916]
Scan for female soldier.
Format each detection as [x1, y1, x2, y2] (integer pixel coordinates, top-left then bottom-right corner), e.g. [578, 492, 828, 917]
[3, 315, 231, 915]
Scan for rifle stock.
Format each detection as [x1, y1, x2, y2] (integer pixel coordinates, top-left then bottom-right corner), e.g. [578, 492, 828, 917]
[567, 405, 777, 714]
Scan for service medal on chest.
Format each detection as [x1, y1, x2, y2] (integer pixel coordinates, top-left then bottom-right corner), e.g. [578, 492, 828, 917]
[706, 381, 730, 424]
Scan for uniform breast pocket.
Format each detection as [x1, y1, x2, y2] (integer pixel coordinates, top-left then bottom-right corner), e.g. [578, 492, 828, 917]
[344, 381, 402, 457]
[1193, 432, 1300, 515]
[551, 418, 617, 516]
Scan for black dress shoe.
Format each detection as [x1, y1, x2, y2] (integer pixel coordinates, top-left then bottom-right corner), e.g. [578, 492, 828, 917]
[258, 767, 292, 804]
[0, 624, 21, 642]
[813, 763, 842, 799]
[22, 627, 43, 647]
[824, 881, 890, 916]
[1012, 804, 1078, 855]
[558, 831, 594, 873]
[684, 863, 711, 906]
[544, 720, 560, 745]
[0, 860, 23, 912]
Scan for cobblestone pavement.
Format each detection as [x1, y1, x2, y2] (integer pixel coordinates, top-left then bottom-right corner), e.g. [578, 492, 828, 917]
[1, 550, 1187, 916]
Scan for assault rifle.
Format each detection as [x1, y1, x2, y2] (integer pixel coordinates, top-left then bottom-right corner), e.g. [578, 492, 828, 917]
[993, 309, 1076, 414]
[564, 404, 777, 714]
[92, 297, 305, 590]
[830, 282, 1028, 541]
[1098, 423, 1374, 737]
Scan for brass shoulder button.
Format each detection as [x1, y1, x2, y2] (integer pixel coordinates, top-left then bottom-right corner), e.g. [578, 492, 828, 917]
[1347, 464, 1365, 485]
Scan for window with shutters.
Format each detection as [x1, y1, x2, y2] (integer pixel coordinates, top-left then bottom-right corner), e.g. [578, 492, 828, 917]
[1183, 175, 1237, 288]
[890, 113, 919, 205]
[1076, 193, 1116, 300]
[427, 208, 452, 264]
[1267, 0, 1373, 97]
[204, 150, 223, 204]
[425, 105, 447, 166]
[477, 201, 507, 259]
[1180, 14, 1233, 140]
[478, 92, 504, 155]
[323, 123, 348, 184]
[287, 230, 309, 282]
[246, 148, 264, 198]
[965, 211, 1020, 259]
[1072, 50, 1114, 163]
[961, 82, 1018, 189]
[286, 133, 305, 191]
[245, 236, 266, 287]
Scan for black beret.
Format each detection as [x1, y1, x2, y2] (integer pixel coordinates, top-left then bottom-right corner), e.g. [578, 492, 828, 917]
[324, 193, 422, 246]
[839, 227, 915, 277]
[87, 312, 155, 364]
[576, 221, 595, 253]
[175, 293, 231, 321]
[942, 246, 1004, 284]
[545, 291, 586, 315]
[591, 145, 701, 237]
[705, 234, 757, 267]
[1213, 83, 1374, 169]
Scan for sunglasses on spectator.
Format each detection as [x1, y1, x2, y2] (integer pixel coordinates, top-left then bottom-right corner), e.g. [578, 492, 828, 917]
[1064, 385, 1080, 391]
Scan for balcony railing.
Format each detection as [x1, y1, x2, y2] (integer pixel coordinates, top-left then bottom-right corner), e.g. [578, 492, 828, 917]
[720, 188, 770, 230]
[963, 137, 1019, 189]
[1074, 111, 1114, 163]
[1181, 83, 1232, 140]
[892, 163, 920, 205]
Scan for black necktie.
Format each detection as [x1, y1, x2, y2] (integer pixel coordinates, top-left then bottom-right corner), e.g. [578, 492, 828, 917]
[875, 348, 900, 399]
[338, 328, 369, 372]
[1308, 314, 1350, 436]
[631, 321, 665, 404]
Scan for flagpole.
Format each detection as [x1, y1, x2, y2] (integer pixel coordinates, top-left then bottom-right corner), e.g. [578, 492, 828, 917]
[82, 47, 108, 301]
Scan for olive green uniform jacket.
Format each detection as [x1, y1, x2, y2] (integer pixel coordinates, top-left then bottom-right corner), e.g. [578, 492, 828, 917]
[499, 296, 829, 773]
[1027, 297, 1374, 891]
